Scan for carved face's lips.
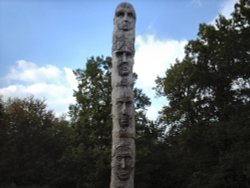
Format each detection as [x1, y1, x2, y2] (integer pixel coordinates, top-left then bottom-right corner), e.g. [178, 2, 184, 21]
[123, 23, 129, 28]
[121, 66, 128, 71]
[118, 170, 129, 180]
[119, 117, 129, 127]
[120, 67, 129, 75]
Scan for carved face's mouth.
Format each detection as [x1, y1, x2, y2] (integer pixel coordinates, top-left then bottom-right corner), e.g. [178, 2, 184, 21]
[123, 22, 129, 28]
[118, 170, 129, 180]
[119, 63, 130, 76]
[121, 66, 128, 72]
[119, 116, 129, 127]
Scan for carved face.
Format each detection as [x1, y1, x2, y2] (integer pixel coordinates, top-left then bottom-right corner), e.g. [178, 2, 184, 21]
[119, 77, 129, 86]
[115, 50, 133, 76]
[116, 97, 133, 127]
[114, 3, 136, 31]
[119, 62, 129, 76]
[119, 128, 128, 137]
[112, 146, 133, 181]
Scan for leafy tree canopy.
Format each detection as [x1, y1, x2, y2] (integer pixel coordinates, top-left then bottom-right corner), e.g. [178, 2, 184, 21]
[0, 96, 70, 187]
[66, 56, 160, 188]
[155, 0, 250, 187]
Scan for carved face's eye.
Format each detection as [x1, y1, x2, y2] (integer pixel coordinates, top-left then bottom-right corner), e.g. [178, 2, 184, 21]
[116, 51, 123, 58]
[116, 11, 124, 17]
[126, 101, 132, 107]
[127, 12, 134, 18]
[125, 52, 132, 58]
[125, 156, 132, 163]
[116, 156, 122, 161]
[116, 101, 123, 107]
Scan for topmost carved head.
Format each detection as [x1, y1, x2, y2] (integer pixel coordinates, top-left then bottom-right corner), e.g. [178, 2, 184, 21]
[114, 2, 136, 31]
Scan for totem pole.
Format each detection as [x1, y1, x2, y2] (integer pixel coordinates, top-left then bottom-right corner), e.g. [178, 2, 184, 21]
[110, 2, 136, 188]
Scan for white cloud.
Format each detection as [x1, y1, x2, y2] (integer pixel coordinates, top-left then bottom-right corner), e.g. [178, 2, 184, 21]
[134, 34, 187, 120]
[0, 60, 77, 117]
[138, 1, 239, 120]
[210, 0, 238, 24]
[219, 0, 238, 18]
[64, 67, 78, 90]
[6, 60, 62, 83]
[1, 35, 187, 121]
[135, 35, 187, 89]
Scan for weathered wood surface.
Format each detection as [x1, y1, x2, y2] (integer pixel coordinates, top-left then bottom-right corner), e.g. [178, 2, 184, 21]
[110, 2, 136, 188]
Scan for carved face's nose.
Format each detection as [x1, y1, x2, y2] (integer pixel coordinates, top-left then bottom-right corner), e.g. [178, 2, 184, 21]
[121, 158, 126, 169]
[122, 53, 127, 62]
[123, 13, 129, 21]
[121, 103, 127, 115]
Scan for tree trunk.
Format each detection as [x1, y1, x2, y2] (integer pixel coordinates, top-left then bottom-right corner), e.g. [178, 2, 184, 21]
[110, 2, 136, 188]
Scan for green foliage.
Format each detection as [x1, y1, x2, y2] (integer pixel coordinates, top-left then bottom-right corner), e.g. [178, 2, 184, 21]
[155, 0, 250, 187]
[66, 56, 113, 187]
[0, 96, 71, 187]
[65, 56, 157, 188]
[0, 56, 161, 188]
[1, 1, 249, 187]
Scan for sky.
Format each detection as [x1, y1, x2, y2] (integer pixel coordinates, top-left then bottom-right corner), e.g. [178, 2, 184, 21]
[0, 0, 238, 120]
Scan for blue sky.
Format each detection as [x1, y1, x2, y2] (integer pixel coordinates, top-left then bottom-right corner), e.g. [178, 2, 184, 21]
[0, 0, 238, 119]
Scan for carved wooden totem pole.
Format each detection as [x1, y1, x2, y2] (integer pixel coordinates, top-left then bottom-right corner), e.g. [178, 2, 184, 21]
[110, 2, 136, 188]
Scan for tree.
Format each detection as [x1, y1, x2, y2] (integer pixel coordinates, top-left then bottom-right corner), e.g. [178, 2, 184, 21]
[0, 96, 71, 187]
[155, 0, 250, 187]
[66, 56, 158, 188]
